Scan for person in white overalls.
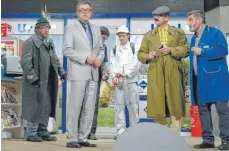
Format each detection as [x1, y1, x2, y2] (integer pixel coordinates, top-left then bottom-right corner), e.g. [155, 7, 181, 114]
[110, 25, 141, 140]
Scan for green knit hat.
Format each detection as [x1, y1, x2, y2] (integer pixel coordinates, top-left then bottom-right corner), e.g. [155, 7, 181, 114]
[35, 16, 51, 29]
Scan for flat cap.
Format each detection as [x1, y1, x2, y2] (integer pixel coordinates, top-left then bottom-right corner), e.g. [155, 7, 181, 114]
[100, 26, 110, 37]
[152, 6, 171, 15]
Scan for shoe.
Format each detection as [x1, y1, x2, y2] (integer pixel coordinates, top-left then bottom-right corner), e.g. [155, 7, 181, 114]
[41, 135, 57, 141]
[67, 142, 82, 148]
[194, 142, 215, 149]
[218, 143, 229, 150]
[79, 141, 97, 147]
[88, 133, 97, 140]
[26, 135, 43, 142]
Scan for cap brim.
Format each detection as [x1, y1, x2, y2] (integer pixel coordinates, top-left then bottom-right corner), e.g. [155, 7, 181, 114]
[116, 31, 130, 34]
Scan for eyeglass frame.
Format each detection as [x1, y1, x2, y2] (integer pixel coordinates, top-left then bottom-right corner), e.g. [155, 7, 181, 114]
[77, 9, 92, 13]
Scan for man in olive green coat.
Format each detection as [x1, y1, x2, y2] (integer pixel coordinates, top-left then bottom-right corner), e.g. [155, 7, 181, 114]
[137, 6, 190, 132]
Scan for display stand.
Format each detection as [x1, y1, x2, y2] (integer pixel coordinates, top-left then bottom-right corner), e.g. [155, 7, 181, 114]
[1, 75, 25, 139]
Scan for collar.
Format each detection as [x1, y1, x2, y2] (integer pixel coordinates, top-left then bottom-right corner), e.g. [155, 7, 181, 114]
[151, 25, 176, 36]
[31, 34, 54, 48]
[158, 24, 168, 31]
[194, 24, 206, 38]
[119, 41, 130, 49]
[78, 19, 90, 28]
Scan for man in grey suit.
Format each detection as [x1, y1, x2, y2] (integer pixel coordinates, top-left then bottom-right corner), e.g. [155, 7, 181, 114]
[63, 2, 104, 148]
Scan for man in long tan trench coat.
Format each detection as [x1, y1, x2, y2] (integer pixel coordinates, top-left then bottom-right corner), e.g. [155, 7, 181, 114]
[137, 6, 190, 132]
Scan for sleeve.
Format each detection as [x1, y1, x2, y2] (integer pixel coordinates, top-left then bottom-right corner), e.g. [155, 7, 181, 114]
[52, 44, 65, 76]
[200, 29, 228, 60]
[125, 46, 141, 78]
[137, 35, 150, 64]
[95, 30, 105, 64]
[20, 40, 39, 84]
[170, 30, 190, 59]
[62, 26, 88, 64]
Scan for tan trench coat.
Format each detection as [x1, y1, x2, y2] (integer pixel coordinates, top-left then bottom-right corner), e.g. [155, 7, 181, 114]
[137, 25, 190, 121]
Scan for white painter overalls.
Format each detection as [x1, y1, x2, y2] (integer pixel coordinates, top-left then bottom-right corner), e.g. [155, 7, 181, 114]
[110, 41, 141, 135]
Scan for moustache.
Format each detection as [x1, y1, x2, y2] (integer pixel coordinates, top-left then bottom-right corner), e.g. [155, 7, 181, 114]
[154, 19, 159, 21]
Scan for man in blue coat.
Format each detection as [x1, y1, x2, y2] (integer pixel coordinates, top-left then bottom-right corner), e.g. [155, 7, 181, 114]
[187, 10, 229, 150]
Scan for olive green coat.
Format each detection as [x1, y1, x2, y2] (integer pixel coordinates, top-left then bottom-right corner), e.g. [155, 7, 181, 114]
[137, 25, 190, 119]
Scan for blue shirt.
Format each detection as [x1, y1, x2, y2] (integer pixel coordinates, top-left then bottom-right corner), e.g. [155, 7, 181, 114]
[79, 20, 93, 46]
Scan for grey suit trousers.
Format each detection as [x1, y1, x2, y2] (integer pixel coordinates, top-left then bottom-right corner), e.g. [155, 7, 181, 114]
[67, 80, 98, 142]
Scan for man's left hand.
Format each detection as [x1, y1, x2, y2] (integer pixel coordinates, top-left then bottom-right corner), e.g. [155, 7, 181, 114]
[92, 59, 101, 68]
[192, 47, 202, 56]
[160, 46, 171, 55]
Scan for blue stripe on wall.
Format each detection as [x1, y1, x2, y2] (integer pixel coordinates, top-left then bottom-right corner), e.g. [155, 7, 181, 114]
[2, 12, 188, 19]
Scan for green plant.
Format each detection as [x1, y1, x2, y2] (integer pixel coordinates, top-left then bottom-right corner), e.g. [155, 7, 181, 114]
[99, 82, 114, 107]
[183, 59, 190, 86]
[58, 92, 62, 108]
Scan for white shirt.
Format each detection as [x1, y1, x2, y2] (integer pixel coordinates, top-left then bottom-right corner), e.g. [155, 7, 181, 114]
[110, 41, 141, 82]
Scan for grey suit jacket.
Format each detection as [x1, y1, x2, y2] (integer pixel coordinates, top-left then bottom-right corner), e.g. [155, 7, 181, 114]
[63, 20, 105, 81]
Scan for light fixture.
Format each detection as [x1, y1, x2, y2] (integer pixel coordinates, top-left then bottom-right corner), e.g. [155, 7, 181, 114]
[51, 24, 56, 29]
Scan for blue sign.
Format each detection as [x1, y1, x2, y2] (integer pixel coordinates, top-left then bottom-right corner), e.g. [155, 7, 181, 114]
[139, 80, 147, 89]
[17, 24, 33, 33]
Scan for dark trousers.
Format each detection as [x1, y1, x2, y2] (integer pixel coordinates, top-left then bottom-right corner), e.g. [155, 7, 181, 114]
[198, 102, 229, 144]
[193, 74, 229, 144]
[90, 80, 101, 134]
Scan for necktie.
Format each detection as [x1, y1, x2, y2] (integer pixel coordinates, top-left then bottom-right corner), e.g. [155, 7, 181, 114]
[84, 24, 93, 46]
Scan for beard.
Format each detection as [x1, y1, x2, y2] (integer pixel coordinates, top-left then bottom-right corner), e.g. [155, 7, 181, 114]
[189, 25, 198, 32]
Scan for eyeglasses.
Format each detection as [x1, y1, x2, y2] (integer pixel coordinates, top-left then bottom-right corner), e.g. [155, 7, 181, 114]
[77, 9, 92, 13]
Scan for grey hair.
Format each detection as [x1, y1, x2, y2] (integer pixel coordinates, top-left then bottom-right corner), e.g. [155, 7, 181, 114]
[187, 10, 206, 23]
[76, 1, 92, 10]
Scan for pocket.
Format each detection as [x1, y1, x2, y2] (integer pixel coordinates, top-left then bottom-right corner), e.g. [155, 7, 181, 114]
[202, 66, 221, 88]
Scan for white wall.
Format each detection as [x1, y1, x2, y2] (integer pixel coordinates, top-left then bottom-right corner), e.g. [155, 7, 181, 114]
[205, 6, 229, 36]
[1, 19, 64, 35]
[67, 18, 126, 34]
[220, 6, 229, 36]
[131, 18, 192, 35]
[205, 7, 221, 29]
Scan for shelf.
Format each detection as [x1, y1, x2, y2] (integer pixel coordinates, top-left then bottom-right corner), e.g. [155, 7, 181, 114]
[3, 125, 21, 130]
[1, 76, 22, 82]
[1, 103, 21, 108]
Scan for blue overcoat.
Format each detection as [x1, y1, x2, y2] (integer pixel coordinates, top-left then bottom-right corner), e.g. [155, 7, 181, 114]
[189, 25, 229, 105]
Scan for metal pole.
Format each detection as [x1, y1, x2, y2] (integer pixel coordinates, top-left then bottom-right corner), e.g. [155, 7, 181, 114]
[125, 17, 131, 128]
[61, 18, 68, 133]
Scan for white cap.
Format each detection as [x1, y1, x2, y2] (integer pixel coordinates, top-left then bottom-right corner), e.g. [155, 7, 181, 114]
[116, 25, 129, 34]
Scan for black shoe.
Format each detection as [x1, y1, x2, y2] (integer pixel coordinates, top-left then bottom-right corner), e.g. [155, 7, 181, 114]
[41, 135, 57, 141]
[67, 142, 82, 148]
[194, 142, 215, 149]
[88, 133, 97, 140]
[26, 135, 43, 142]
[218, 143, 229, 150]
[79, 141, 97, 147]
